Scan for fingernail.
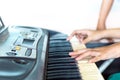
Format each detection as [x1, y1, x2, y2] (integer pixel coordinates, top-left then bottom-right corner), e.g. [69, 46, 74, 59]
[71, 56, 75, 58]
[76, 58, 79, 60]
[88, 60, 92, 63]
[66, 38, 69, 41]
[76, 57, 81, 60]
[88, 60, 94, 63]
[69, 52, 72, 55]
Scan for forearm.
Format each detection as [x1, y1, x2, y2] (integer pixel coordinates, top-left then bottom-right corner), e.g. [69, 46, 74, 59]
[101, 28, 120, 39]
[103, 42, 120, 59]
[97, 0, 114, 30]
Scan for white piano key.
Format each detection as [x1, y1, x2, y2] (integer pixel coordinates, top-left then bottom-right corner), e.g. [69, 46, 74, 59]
[70, 37, 105, 80]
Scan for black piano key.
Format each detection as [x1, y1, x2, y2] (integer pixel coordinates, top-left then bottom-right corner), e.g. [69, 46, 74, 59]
[47, 65, 78, 71]
[49, 39, 68, 42]
[47, 74, 81, 80]
[49, 51, 69, 54]
[48, 71, 80, 75]
[47, 74, 81, 79]
[47, 73, 80, 76]
[48, 52, 69, 55]
[49, 40, 70, 43]
[49, 40, 67, 44]
[48, 58, 75, 64]
[48, 59, 75, 64]
[47, 60, 77, 66]
[48, 55, 70, 58]
[48, 52, 69, 57]
[48, 52, 70, 56]
[50, 37, 67, 40]
[48, 58, 74, 63]
[47, 72, 80, 78]
[86, 42, 113, 48]
[50, 34, 67, 39]
[47, 69, 78, 74]
[49, 42, 71, 47]
[47, 63, 77, 68]
[47, 69, 81, 79]
[47, 66, 78, 71]
[48, 57, 73, 60]
[49, 47, 72, 52]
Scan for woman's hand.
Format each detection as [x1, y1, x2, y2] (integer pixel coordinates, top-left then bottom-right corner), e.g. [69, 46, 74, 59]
[67, 29, 104, 44]
[69, 43, 120, 63]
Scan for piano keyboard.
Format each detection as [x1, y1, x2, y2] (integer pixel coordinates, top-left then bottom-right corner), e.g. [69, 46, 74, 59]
[46, 31, 105, 80]
[47, 32, 82, 80]
[70, 38, 105, 80]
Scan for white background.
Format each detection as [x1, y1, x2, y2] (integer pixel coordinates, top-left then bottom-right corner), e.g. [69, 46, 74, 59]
[0, 0, 120, 35]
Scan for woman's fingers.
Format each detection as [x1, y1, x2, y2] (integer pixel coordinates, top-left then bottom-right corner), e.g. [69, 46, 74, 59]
[67, 30, 88, 41]
[69, 49, 101, 62]
[89, 56, 101, 63]
[67, 30, 77, 41]
[69, 49, 88, 57]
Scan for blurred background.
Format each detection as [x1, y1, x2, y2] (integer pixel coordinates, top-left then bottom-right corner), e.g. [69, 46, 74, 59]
[0, 0, 120, 34]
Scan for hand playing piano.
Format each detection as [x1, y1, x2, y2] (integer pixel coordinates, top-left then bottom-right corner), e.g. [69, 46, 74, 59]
[67, 29, 104, 44]
[69, 42, 120, 63]
[67, 29, 120, 63]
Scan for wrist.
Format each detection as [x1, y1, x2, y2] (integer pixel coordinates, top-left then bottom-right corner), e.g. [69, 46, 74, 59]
[98, 30, 108, 39]
[101, 29, 116, 38]
[97, 20, 106, 30]
[97, 23, 106, 30]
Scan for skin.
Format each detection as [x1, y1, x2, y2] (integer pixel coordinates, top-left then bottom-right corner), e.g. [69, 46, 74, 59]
[97, 0, 114, 42]
[66, 0, 118, 63]
[97, 0, 114, 30]
[67, 29, 120, 63]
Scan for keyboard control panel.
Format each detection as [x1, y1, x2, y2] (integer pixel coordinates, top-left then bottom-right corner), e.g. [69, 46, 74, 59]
[0, 26, 43, 59]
